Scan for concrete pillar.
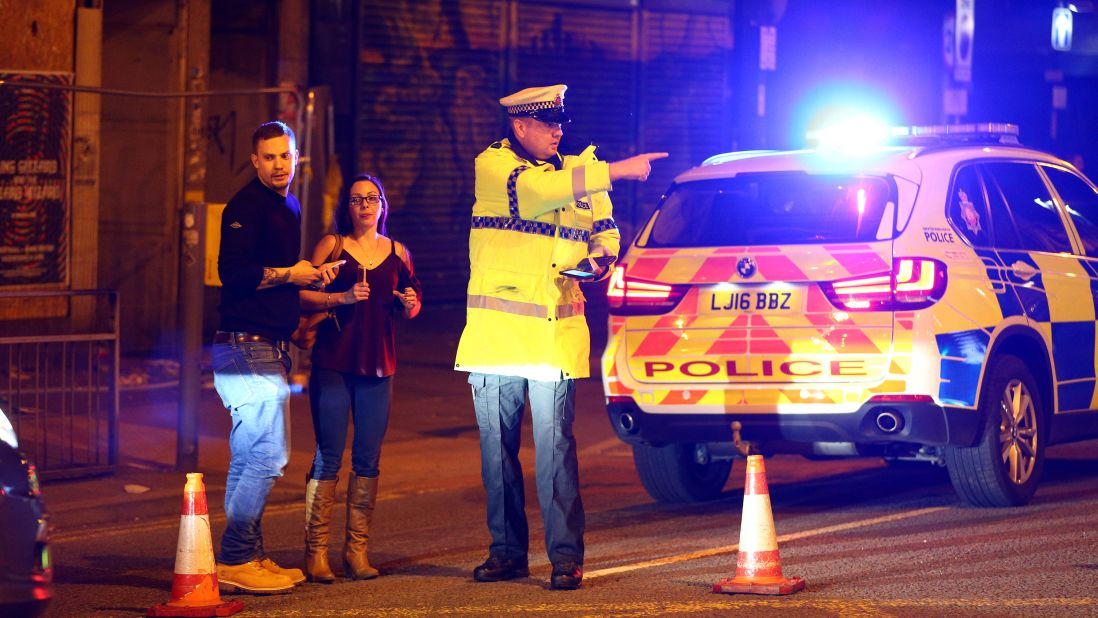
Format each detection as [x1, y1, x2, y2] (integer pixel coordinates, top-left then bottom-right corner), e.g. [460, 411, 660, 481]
[72, 4, 103, 328]
[177, 0, 210, 472]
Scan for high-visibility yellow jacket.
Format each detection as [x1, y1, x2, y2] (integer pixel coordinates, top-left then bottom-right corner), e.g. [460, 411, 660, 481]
[454, 138, 621, 381]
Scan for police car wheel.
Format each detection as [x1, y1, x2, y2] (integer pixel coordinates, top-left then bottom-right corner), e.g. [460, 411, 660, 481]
[944, 355, 1046, 507]
[631, 443, 732, 503]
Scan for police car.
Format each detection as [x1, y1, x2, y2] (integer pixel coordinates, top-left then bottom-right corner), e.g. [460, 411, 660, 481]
[601, 123, 1098, 507]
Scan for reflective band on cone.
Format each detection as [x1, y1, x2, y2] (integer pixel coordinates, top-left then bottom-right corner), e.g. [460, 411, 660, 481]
[148, 473, 244, 617]
[713, 455, 805, 596]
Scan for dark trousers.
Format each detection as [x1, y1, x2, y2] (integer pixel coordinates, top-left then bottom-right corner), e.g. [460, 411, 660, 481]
[469, 373, 584, 566]
[308, 367, 391, 480]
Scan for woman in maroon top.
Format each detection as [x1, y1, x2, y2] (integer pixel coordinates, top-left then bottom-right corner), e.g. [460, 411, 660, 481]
[298, 174, 421, 583]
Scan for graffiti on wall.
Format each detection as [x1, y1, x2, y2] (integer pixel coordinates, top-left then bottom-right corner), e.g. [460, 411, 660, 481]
[352, 1, 733, 300]
[207, 109, 255, 178]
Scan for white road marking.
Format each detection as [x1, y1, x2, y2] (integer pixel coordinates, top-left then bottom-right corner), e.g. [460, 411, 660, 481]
[579, 436, 624, 457]
[585, 506, 948, 579]
[52, 486, 463, 543]
[51, 501, 303, 543]
[249, 598, 1098, 617]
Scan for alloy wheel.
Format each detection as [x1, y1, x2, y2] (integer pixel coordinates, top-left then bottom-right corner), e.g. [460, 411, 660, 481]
[998, 378, 1038, 485]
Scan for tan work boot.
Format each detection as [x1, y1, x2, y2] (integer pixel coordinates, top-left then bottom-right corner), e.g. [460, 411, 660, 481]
[342, 473, 380, 580]
[217, 560, 295, 594]
[304, 477, 338, 583]
[258, 557, 305, 585]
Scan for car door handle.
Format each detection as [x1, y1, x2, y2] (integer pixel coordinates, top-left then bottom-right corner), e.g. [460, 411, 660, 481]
[1011, 260, 1038, 281]
[980, 258, 1007, 292]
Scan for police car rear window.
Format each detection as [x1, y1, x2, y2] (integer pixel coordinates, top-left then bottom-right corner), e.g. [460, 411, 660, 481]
[643, 173, 896, 247]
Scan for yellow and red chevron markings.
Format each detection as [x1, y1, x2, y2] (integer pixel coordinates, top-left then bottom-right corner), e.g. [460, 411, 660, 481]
[602, 242, 926, 411]
[627, 244, 889, 284]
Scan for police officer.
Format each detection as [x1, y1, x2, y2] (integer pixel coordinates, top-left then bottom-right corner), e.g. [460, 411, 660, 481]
[455, 84, 666, 590]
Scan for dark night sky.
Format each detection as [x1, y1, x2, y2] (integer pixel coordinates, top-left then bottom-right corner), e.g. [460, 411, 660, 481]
[765, 0, 1097, 159]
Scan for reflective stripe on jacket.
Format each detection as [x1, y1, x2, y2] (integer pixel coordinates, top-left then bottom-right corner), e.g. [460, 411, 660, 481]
[455, 138, 621, 381]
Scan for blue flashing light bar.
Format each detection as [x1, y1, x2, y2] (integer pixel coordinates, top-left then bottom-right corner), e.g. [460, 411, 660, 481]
[807, 123, 1020, 151]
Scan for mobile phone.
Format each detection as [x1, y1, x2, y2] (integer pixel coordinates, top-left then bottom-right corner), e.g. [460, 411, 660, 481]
[559, 268, 597, 279]
[559, 255, 615, 280]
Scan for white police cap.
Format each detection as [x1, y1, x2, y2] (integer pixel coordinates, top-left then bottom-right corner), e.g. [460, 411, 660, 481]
[499, 84, 570, 124]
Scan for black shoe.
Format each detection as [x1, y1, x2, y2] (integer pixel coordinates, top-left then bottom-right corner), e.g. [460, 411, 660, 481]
[473, 555, 529, 582]
[550, 561, 583, 590]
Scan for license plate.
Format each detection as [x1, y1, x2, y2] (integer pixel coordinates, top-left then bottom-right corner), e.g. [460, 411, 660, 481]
[700, 287, 804, 314]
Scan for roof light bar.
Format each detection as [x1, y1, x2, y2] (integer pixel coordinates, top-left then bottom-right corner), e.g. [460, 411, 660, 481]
[805, 122, 1021, 151]
[893, 123, 1019, 145]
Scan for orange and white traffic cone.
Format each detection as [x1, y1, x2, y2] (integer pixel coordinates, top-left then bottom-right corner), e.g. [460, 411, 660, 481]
[713, 455, 805, 596]
[148, 473, 244, 617]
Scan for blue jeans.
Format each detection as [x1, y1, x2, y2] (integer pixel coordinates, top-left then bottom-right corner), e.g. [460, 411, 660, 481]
[212, 339, 292, 565]
[469, 373, 584, 566]
[308, 367, 391, 480]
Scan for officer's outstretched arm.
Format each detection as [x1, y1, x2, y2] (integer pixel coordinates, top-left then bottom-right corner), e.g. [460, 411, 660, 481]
[479, 153, 613, 219]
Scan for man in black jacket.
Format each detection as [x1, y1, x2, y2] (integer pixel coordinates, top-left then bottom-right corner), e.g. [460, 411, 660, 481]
[212, 121, 338, 594]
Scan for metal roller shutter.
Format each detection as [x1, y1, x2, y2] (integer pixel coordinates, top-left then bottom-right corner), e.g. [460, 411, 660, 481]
[355, 0, 507, 302]
[353, 0, 732, 302]
[637, 6, 734, 239]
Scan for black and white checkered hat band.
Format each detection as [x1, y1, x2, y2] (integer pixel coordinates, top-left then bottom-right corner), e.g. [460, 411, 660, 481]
[506, 100, 562, 115]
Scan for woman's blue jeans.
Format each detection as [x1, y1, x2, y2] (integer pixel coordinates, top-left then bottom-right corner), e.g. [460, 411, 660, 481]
[212, 339, 291, 566]
[308, 367, 391, 480]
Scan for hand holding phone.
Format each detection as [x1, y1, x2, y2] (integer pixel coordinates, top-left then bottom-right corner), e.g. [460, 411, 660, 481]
[309, 260, 347, 290]
[560, 255, 615, 280]
[321, 260, 347, 273]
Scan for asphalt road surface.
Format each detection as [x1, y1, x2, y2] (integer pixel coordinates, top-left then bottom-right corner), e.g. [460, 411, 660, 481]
[42, 303, 1098, 617]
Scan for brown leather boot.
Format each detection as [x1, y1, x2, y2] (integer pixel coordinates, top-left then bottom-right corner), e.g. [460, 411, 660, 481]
[343, 473, 379, 579]
[304, 477, 337, 583]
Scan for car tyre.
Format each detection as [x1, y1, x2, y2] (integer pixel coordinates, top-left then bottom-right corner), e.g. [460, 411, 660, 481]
[944, 354, 1046, 507]
[632, 443, 732, 503]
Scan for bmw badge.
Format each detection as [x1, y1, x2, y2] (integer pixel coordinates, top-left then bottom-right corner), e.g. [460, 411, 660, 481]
[737, 257, 757, 279]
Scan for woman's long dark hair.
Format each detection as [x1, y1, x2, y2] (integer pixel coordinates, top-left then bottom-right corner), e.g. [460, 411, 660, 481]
[334, 174, 388, 236]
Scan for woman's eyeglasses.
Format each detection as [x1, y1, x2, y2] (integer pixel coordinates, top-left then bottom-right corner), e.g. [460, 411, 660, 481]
[349, 194, 384, 206]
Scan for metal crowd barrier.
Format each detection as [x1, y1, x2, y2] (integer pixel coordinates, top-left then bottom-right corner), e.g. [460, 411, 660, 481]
[0, 290, 119, 480]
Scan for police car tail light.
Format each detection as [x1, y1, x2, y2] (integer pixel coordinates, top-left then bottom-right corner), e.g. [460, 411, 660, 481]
[607, 265, 688, 315]
[821, 257, 946, 311]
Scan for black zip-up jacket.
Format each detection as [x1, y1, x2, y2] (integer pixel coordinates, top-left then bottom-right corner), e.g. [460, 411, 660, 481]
[217, 177, 302, 340]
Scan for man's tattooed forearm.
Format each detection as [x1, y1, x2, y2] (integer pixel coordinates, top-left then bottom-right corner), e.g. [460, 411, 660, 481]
[262, 267, 290, 286]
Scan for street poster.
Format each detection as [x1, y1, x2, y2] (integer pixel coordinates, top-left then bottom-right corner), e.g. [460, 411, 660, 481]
[0, 72, 71, 288]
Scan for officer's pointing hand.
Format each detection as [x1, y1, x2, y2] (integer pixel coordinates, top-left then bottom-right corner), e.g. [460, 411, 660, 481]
[609, 152, 670, 182]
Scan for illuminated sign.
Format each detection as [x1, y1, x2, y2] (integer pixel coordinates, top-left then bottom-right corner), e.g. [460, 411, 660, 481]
[1052, 7, 1073, 52]
[954, 0, 975, 82]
